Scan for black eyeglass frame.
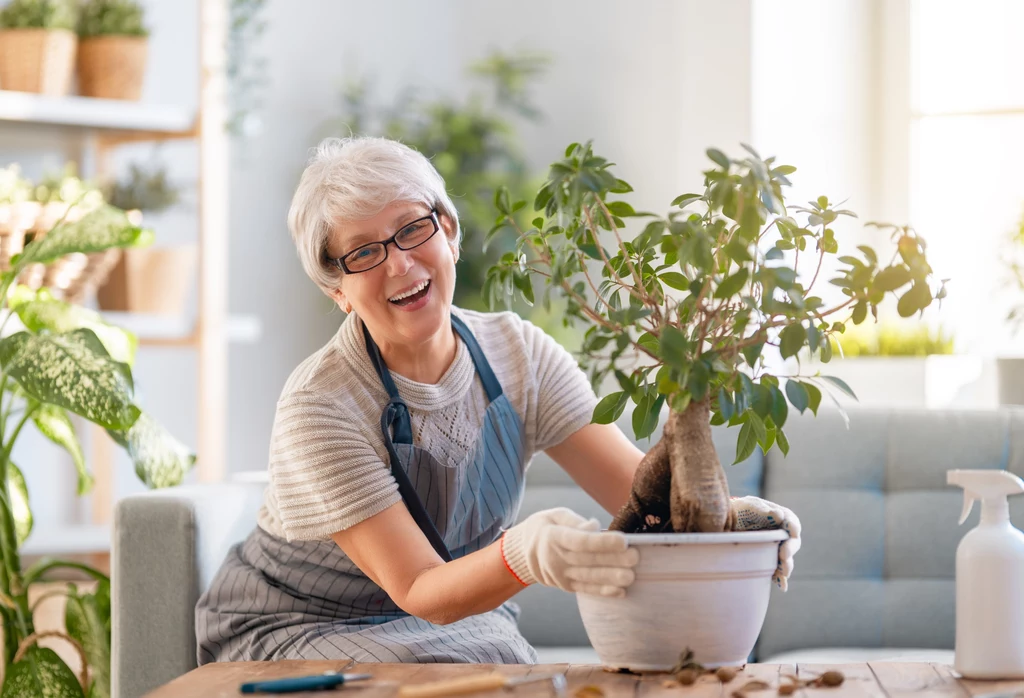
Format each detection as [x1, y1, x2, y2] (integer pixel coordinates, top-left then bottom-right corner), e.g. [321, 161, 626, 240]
[326, 209, 441, 274]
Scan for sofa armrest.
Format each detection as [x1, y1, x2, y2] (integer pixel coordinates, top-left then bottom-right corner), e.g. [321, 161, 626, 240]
[112, 481, 264, 698]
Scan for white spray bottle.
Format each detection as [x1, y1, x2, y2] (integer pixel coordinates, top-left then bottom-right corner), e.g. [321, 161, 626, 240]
[947, 469, 1024, 678]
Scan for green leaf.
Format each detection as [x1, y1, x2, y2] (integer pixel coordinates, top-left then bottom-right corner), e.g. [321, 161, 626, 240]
[707, 148, 730, 169]
[33, 405, 92, 495]
[512, 271, 534, 305]
[741, 340, 765, 368]
[769, 385, 788, 429]
[785, 379, 809, 413]
[637, 332, 660, 355]
[805, 382, 823, 414]
[714, 269, 749, 299]
[873, 265, 912, 293]
[659, 327, 689, 371]
[671, 193, 702, 208]
[107, 411, 196, 489]
[718, 387, 734, 421]
[779, 324, 806, 359]
[687, 359, 710, 401]
[734, 419, 757, 464]
[606, 201, 635, 217]
[776, 426, 790, 456]
[14, 293, 137, 366]
[10, 206, 152, 276]
[0, 646, 84, 698]
[852, 301, 868, 325]
[7, 462, 31, 546]
[632, 391, 665, 441]
[820, 375, 857, 400]
[65, 581, 110, 698]
[659, 272, 689, 291]
[751, 383, 773, 420]
[0, 330, 139, 430]
[748, 411, 767, 444]
[897, 282, 932, 318]
[725, 240, 753, 263]
[593, 391, 629, 425]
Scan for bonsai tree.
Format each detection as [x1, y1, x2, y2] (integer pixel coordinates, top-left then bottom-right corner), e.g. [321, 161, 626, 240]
[0, 205, 194, 697]
[487, 142, 945, 534]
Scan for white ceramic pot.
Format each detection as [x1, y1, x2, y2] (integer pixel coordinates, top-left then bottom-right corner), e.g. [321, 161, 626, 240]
[576, 529, 788, 671]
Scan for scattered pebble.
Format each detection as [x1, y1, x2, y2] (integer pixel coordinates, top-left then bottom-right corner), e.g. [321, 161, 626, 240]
[676, 669, 698, 685]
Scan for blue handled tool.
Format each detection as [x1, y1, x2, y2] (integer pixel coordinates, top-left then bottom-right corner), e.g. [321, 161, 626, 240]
[240, 671, 372, 694]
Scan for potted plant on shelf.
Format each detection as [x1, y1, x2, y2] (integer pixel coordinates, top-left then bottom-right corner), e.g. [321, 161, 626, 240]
[487, 142, 943, 670]
[797, 321, 963, 408]
[98, 160, 194, 315]
[0, 204, 195, 697]
[76, 0, 147, 101]
[0, 0, 77, 96]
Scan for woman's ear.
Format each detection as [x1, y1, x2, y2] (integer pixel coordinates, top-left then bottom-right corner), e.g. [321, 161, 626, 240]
[439, 211, 459, 263]
[330, 287, 352, 314]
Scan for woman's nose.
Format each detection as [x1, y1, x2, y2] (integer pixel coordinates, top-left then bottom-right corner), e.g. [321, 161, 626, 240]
[384, 244, 414, 275]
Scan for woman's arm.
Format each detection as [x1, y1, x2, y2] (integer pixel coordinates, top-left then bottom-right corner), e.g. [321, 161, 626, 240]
[332, 499, 639, 626]
[543, 422, 644, 516]
[332, 502, 521, 626]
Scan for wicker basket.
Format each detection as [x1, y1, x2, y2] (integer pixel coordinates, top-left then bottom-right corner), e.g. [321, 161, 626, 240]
[0, 29, 77, 96]
[77, 36, 147, 100]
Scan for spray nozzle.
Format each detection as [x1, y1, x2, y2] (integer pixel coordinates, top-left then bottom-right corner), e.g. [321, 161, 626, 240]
[947, 469, 1024, 525]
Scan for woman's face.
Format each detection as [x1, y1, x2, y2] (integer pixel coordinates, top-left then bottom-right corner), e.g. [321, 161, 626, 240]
[328, 200, 458, 347]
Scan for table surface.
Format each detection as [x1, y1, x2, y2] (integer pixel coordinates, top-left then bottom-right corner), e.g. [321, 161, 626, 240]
[144, 661, 1024, 698]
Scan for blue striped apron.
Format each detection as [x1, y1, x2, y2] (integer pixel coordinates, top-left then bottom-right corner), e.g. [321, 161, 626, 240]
[195, 314, 536, 664]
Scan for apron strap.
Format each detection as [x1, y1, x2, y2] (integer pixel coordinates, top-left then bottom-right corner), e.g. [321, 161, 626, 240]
[451, 314, 503, 402]
[360, 313, 507, 564]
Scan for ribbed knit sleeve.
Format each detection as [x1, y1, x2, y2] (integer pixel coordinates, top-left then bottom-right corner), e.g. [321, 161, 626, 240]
[520, 319, 600, 452]
[263, 390, 401, 542]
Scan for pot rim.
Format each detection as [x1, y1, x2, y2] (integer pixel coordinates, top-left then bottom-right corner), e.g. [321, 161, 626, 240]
[621, 529, 789, 545]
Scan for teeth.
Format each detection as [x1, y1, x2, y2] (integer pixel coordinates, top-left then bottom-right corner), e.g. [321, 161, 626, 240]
[389, 279, 429, 302]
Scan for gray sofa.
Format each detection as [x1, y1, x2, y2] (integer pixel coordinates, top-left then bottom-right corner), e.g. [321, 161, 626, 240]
[113, 406, 1022, 697]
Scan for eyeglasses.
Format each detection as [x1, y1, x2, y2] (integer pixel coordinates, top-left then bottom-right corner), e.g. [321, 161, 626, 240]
[326, 209, 440, 274]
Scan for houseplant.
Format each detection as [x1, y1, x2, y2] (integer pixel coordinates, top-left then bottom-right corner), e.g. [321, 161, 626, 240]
[76, 0, 148, 100]
[0, 0, 77, 96]
[98, 160, 195, 315]
[0, 205, 195, 697]
[487, 142, 942, 669]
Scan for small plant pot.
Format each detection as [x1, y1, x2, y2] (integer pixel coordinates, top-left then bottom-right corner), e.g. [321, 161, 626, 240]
[97, 244, 197, 315]
[0, 28, 77, 95]
[576, 529, 788, 671]
[77, 35, 147, 100]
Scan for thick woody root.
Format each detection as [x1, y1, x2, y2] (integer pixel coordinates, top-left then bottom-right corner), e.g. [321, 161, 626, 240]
[610, 399, 736, 534]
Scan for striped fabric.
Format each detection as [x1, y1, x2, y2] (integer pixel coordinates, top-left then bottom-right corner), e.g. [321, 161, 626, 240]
[194, 313, 566, 664]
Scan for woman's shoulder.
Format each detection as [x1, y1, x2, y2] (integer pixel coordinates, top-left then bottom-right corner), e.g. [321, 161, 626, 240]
[451, 306, 567, 371]
[274, 315, 381, 419]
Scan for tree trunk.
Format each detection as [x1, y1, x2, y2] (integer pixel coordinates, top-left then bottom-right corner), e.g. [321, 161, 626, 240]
[610, 398, 735, 533]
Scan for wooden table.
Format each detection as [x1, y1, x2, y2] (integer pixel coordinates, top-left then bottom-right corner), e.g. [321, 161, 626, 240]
[144, 661, 1022, 698]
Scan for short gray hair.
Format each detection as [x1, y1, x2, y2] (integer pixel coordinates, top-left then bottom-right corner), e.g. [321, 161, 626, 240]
[287, 136, 461, 295]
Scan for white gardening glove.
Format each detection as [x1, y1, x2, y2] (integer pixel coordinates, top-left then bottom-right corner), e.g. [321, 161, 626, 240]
[500, 507, 640, 598]
[730, 495, 802, 592]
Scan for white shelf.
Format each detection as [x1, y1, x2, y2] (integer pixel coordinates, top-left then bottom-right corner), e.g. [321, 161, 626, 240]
[0, 91, 194, 134]
[22, 524, 109, 556]
[101, 311, 263, 344]
[0, 309, 263, 345]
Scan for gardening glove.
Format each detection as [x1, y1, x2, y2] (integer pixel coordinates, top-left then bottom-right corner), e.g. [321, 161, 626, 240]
[730, 495, 802, 592]
[500, 507, 640, 598]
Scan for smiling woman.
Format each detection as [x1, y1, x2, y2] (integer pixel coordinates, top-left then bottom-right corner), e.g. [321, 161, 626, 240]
[192, 136, 647, 665]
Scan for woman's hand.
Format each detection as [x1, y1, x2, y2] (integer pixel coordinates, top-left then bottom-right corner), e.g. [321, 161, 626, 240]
[500, 507, 640, 598]
[729, 495, 802, 591]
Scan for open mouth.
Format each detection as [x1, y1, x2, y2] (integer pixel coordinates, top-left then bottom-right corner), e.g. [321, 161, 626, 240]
[388, 279, 431, 306]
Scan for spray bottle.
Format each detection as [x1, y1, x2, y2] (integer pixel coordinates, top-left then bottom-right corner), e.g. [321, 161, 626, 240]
[947, 469, 1024, 678]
